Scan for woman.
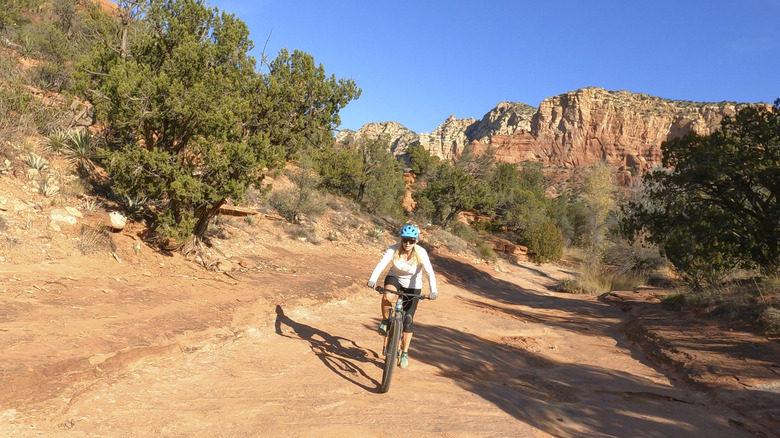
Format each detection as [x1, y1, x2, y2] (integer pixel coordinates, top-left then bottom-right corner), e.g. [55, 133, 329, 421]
[367, 224, 438, 369]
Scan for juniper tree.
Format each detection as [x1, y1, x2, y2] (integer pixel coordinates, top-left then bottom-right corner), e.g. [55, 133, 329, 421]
[76, 0, 359, 245]
[623, 100, 780, 285]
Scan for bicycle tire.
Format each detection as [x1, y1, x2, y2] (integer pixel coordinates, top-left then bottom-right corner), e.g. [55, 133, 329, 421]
[380, 315, 402, 393]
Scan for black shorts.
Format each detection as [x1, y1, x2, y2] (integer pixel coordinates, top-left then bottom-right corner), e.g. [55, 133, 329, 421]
[383, 276, 422, 331]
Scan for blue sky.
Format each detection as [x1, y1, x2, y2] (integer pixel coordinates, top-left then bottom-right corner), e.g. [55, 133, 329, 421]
[209, 0, 780, 134]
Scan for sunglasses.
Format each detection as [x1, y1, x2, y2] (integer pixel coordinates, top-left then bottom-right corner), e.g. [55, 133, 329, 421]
[402, 238, 417, 245]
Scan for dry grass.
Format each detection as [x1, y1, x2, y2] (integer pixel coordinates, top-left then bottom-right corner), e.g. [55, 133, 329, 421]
[557, 264, 647, 295]
[557, 241, 669, 294]
[662, 275, 780, 336]
[77, 224, 113, 255]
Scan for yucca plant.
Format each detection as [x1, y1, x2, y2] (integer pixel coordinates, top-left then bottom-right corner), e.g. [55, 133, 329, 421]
[83, 198, 100, 212]
[46, 129, 70, 154]
[62, 129, 97, 174]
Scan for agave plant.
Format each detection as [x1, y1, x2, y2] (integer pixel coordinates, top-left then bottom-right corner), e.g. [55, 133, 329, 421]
[39, 178, 59, 197]
[120, 194, 148, 216]
[24, 152, 49, 171]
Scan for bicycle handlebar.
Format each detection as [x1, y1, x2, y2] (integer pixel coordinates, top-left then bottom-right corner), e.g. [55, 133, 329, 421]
[375, 285, 427, 299]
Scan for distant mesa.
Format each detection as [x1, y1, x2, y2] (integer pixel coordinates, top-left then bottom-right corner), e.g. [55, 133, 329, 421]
[336, 87, 766, 183]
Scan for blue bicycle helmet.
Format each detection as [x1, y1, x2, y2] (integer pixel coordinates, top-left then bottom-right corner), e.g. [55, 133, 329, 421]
[400, 225, 419, 239]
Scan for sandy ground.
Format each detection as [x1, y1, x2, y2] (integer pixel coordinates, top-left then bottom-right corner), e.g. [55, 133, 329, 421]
[1, 220, 778, 438]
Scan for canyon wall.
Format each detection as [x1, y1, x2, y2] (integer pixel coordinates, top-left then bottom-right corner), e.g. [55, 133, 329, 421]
[336, 87, 762, 178]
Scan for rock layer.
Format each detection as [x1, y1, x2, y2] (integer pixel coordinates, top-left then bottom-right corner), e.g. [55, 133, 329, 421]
[337, 87, 764, 176]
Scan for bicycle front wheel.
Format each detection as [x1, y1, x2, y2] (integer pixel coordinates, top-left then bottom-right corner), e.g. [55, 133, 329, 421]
[380, 316, 402, 393]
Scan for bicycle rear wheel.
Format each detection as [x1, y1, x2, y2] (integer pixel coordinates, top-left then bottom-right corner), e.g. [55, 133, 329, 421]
[380, 316, 402, 393]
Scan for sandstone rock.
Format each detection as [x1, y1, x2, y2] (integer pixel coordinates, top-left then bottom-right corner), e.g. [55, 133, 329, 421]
[344, 87, 765, 175]
[50, 209, 77, 225]
[466, 101, 537, 141]
[418, 115, 478, 161]
[529, 87, 751, 171]
[335, 121, 418, 157]
[65, 206, 83, 218]
[69, 99, 94, 127]
[615, 170, 633, 187]
[484, 236, 529, 255]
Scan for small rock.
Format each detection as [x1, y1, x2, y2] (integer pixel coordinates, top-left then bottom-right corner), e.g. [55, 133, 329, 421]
[65, 206, 83, 218]
[238, 259, 257, 269]
[109, 211, 127, 230]
[50, 209, 77, 225]
[217, 260, 235, 272]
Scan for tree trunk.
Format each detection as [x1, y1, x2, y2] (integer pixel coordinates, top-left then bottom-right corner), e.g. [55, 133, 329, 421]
[442, 208, 460, 229]
[183, 199, 226, 254]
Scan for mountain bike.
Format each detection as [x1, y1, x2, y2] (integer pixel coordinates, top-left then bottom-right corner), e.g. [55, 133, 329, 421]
[375, 285, 427, 393]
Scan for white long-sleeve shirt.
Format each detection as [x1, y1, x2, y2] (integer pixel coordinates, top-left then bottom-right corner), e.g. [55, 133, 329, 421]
[368, 243, 438, 295]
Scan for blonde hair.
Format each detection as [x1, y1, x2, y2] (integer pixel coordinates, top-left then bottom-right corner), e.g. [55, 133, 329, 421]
[393, 241, 422, 264]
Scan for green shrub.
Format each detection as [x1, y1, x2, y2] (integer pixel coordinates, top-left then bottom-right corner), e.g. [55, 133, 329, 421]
[33, 61, 73, 92]
[760, 308, 780, 336]
[449, 221, 480, 245]
[524, 220, 563, 263]
[603, 239, 667, 279]
[661, 293, 687, 311]
[427, 228, 469, 255]
[411, 195, 435, 223]
[477, 242, 496, 261]
[285, 224, 320, 244]
[556, 277, 589, 294]
[269, 187, 326, 222]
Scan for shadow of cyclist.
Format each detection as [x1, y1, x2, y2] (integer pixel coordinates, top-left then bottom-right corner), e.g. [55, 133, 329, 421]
[274, 305, 382, 393]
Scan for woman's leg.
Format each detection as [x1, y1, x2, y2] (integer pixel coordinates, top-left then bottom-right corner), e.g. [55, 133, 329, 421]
[381, 284, 398, 320]
[402, 332, 413, 353]
[381, 277, 402, 320]
[400, 290, 420, 354]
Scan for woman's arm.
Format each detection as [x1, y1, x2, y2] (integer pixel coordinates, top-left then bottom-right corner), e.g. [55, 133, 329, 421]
[368, 247, 395, 284]
[418, 247, 438, 299]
